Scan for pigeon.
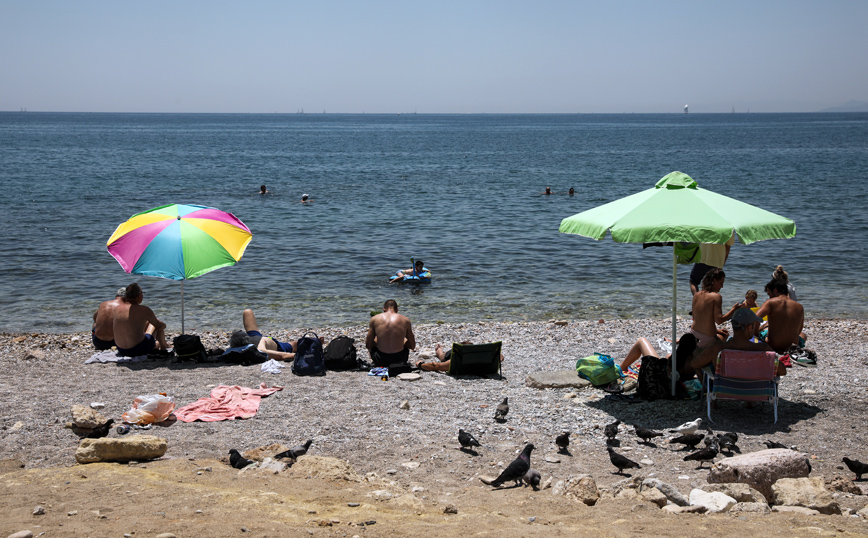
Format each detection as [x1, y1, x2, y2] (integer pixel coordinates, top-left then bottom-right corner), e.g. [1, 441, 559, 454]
[490, 443, 534, 487]
[843, 457, 868, 481]
[228, 449, 255, 469]
[669, 418, 702, 435]
[86, 419, 115, 439]
[717, 432, 739, 453]
[523, 469, 541, 491]
[669, 433, 705, 450]
[458, 429, 481, 449]
[703, 428, 716, 448]
[763, 440, 788, 450]
[555, 432, 570, 453]
[607, 446, 641, 475]
[274, 439, 313, 460]
[494, 397, 509, 422]
[604, 420, 620, 442]
[635, 426, 663, 444]
[684, 438, 719, 469]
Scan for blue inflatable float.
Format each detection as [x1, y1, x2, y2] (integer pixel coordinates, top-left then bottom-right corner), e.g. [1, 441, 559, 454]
[389, 257, 432, 283]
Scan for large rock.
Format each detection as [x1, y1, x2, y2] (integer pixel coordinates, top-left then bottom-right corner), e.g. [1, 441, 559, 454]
[688, 489, 737, 513]
[771, 477, 841, 515]
[70, 404, 107, 429]
[640, 487, 668, 508]
[707, 449, 810, 501]
[699, 483, 767, 504]
[525, 370, 591, 389]
[75, 435, 167, 463]
[553, 475, 600, 506]
[643, 478, 689, 506]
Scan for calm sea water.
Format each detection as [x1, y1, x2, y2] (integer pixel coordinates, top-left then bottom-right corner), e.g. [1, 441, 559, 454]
[1, 112, 866, 333]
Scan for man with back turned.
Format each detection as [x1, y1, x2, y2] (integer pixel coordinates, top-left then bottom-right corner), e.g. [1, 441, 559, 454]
[113, 282, 170, 357]
[366, 299, 415, 367]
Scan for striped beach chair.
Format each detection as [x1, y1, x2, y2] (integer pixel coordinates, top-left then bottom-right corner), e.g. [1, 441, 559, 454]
[704, 350, 780, 424]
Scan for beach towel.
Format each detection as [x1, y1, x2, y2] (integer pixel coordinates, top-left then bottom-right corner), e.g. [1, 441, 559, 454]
[174, 382, 284, 422]
[85, 350, 149, 364]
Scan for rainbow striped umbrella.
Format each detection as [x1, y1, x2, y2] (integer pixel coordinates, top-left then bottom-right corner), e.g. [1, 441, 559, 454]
[107, 203, 253, 332]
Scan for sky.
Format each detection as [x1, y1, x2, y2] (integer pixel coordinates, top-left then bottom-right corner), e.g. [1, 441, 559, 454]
[2, 1, 866, 114]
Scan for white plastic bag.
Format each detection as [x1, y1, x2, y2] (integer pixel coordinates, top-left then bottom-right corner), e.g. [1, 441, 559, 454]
[122, 394, 176, 425]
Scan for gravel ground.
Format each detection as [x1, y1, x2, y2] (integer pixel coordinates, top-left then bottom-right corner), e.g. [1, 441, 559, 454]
[2, 317, 868, 506]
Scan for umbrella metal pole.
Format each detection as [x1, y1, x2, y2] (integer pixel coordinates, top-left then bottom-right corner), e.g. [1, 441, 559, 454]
[671, 246, 678, 397]
[181, 280, 185, 335]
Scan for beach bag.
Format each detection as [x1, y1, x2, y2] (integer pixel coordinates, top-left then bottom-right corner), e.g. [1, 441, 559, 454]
[324, 336, 359, 371]
[173, 334, 207, 363]
[637, 355, 673, 401]
[576, 353, 624, 386]
[292, 332, 325, 376]
[221, 344, 269, 366]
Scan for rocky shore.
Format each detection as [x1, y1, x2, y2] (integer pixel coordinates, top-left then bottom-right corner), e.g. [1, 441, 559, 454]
[2, 317, 868, 536]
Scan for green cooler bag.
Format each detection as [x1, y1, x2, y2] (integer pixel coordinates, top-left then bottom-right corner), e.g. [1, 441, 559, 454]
[576, 353, 624, 386]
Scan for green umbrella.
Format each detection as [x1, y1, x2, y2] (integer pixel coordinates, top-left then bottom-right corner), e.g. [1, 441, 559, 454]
[559, 171, 796, 395]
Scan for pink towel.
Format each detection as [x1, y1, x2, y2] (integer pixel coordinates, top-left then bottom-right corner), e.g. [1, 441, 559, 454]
[174, 383, 283, 422]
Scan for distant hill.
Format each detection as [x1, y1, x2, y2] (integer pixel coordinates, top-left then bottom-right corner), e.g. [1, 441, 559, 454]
[820, 100, 868, 113]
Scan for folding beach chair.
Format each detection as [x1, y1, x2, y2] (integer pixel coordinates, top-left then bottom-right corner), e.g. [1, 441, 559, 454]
[448, 341, 502, 377]
[704, 349, 780, 423]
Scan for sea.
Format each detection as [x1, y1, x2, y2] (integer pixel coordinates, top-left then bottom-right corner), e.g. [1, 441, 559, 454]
[1, 112, 866, 334]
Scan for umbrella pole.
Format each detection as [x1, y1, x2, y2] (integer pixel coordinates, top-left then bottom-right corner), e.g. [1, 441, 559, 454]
[181, 280, 185, 335]
[671, 246, 678, 397]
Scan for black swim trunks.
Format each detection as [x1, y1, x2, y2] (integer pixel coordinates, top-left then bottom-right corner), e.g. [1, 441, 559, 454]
[117, 334, 156, 357]
[91, 326, 116, 351]
[371, 347, 410, 367]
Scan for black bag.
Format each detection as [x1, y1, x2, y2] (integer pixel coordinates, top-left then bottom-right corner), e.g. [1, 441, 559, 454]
[637, 355, 673, 401]
[173, 334, 207, 363]
[323, 336, 359, 371]
[292, 332, 325, 376]
[221, 344, 269, 366]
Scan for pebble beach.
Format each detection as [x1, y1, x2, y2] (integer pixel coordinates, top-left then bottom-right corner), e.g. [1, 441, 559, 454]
[2, 317, 867, 497]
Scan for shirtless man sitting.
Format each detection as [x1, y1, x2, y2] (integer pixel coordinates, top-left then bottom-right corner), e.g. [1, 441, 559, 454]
[113, 283, 169, 357]
[690, 308, 781, 374]
[755, 279, 807, 353]
[366, 299, 415, 367]
[91, 287, 127, 350]
[690, 268, 743, 350]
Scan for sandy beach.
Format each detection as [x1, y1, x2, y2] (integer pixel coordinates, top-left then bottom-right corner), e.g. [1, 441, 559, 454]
[2, 317, 868, 536]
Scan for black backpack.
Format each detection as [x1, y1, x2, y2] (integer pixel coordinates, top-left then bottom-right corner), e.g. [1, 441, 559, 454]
[323, 336, 359, 371]
[292, 332, 325, 376]
[637, 355, 673, 401]
[173, 334, 207, 362]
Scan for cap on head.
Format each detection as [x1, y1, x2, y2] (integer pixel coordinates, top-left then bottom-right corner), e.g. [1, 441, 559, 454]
[731, 308, 761, 330]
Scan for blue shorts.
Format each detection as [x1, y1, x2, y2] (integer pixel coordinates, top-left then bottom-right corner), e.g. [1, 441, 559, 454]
[92, 327, 116, 350]
[247, 330, 294, 353]
[117, 333, 156, 357]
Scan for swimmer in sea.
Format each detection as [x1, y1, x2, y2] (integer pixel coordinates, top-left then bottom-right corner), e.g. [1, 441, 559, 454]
[258, 185, 270, 194]
[544, 187, 552, 195]
[569, 187, 575, 196]
[301, 193, 313, 203]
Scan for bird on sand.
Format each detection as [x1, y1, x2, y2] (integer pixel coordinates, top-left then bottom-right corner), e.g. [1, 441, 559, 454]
[229, 449, 255, 469]
[458, 429, 481, 449]
[717, 432, 739, 453]
[494, 397, 509, 422]
[843, 458, 868, 481]
[703, 428, 716, 448]
[604, 420, 620, 443]
[763, 440, 788, 450]
[634, 426, 663, 444]
[669, 433, 705, 450]
[274, 440, 312, 460]
[669, 418, 702, 435]
[490, 443, 534, 487]
[555, 432, 570, 453]
[86, 419, 115, 439]
[523, 469, 541, 491]
[684, 438, 719, 469]
[607, 446, 641, 475]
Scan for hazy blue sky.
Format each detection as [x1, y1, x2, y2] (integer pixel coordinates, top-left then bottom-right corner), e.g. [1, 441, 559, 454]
[2, 1, 866, 113]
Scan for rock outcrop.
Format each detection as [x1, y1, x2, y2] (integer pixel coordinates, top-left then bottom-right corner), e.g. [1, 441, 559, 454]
[75, 435, 167, 463]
